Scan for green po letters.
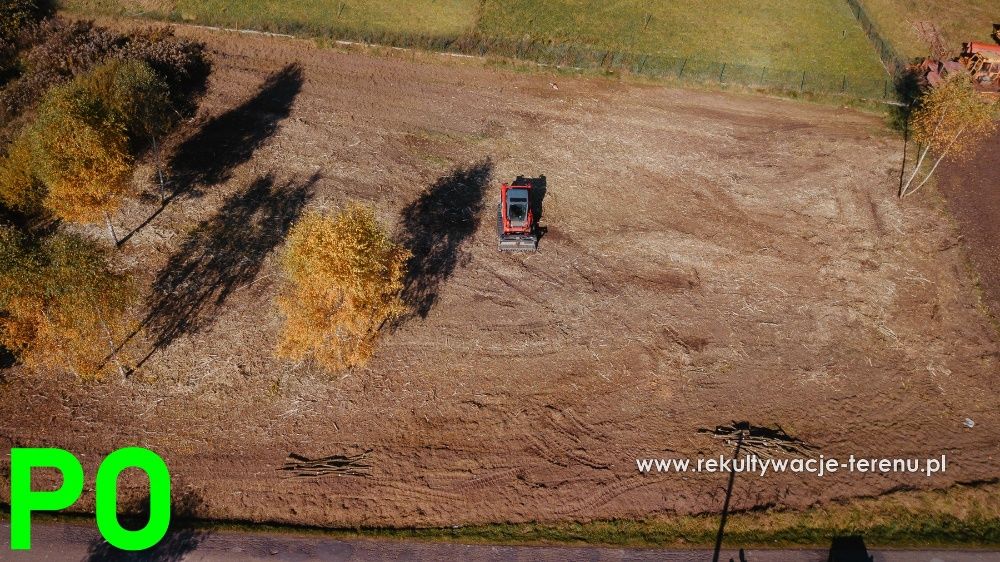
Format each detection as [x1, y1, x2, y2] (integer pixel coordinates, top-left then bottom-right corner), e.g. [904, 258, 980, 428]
[9, 447, 170, 551]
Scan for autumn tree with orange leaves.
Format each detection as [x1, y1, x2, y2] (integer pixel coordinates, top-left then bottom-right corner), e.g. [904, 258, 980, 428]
[0, 225, 136, 378]
[277, 205, 410, 372]
[0, 134, 45, 215]
[28, 73, 133, 240]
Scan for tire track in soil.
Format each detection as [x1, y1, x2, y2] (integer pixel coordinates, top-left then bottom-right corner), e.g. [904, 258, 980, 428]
[549, 475, 663, 517]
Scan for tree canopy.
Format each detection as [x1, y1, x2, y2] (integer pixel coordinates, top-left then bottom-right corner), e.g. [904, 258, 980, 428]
[0, 133, 44, 215]
[28, 67, 134, 224]
[277, 205, 410, 371]
[902, 74, 998, 197]
[0, 225, 136, 377]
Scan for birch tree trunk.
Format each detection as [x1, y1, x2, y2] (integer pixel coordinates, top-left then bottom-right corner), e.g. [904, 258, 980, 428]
[901, 124, 966, 198]
[105, 212, 119, 245]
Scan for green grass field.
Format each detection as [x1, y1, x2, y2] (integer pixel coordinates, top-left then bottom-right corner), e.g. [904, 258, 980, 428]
[63, 0, 480, 37]
[478, 0, 888, 79]
[60, 0, 890, 81]
[859, 0, 998, 59]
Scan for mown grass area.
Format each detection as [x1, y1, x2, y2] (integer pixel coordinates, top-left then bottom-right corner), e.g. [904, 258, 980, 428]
[60, 0, 480, 38]
[859, 0, 998, 60]
[59, 0, 889, 82]
[478, 0, 888, 80]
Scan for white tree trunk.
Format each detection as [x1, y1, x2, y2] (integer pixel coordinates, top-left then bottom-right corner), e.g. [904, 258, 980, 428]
[901, 124, 966, 198]
[901, 104, 951, 197]
[151, 134, 166, 204]
[98, 313, 127, 379]
[901, 143, 932, 196]
[105, 212, 118, 245]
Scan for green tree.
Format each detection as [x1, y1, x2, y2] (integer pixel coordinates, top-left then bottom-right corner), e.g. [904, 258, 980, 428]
[0, 225, 136, 378]
[902, 74, 998, 198]
[276, 205, 410, 372]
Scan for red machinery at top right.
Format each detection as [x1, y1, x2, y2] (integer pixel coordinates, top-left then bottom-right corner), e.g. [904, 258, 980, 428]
[919, 28, 1000, 97]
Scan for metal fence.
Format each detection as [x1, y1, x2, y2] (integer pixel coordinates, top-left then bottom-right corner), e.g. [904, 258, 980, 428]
[843, 0, 908, 75]
[444, 35, 898, 101]
[312, 28, 899, 101]
[174, 9, 901, 102]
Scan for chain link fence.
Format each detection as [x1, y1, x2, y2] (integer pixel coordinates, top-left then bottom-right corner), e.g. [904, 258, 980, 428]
[843, 0, 908, 76]
[317, 28, 899, 101]
[165, 6, 902, 102]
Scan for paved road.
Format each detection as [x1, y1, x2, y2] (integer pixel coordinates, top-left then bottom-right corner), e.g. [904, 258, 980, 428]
[1, 522, 998, 561]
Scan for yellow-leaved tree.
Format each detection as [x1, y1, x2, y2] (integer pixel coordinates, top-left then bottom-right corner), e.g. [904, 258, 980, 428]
[87, 59, 174, 201]
[0, 133, 45, 215]
[28, 66, 134, 240]
[902, 73, 998, 198]
[277, 205, 410, 371]
[0, 225, 137, 378]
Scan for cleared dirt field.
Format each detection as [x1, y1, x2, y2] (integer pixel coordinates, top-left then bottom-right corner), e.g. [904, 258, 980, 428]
[940, 129, 1000, 324]
[0, 28, 997, 528]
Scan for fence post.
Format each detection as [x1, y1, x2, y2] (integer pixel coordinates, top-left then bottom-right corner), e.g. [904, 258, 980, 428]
[842, 75, 847, 92]
[719, 63, 726, 82]
[800, 71, 806, 92]
[760, 66, 767, 85]
[678, 58, 688, 78]
[637, 54, 648, 74]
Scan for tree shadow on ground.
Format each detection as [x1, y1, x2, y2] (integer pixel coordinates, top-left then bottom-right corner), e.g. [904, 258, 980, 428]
[143, 172, 316, 353]
[119, 63, 304, 246]
[167, 62, 304, 198]
[0, 345, 14, 371]
[397, 160, 492, 319]
[83, 490, 205, 562]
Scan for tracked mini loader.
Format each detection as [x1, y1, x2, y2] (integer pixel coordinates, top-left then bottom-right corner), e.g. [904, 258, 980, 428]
[497, 177, 538, 252]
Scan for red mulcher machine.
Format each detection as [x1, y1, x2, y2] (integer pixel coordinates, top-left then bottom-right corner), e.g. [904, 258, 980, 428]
[497, 176, 540, 251]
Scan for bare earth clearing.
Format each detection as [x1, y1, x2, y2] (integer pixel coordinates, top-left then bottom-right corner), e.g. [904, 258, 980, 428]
[1, 27, 997, 528]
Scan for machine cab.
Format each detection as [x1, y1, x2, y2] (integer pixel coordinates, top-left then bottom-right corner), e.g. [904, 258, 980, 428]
[506, 188, 530, 228]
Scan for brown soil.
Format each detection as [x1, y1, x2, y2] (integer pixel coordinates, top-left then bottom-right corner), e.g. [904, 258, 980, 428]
[1, 26, 997, 528]
[939, 128, 1000, 323]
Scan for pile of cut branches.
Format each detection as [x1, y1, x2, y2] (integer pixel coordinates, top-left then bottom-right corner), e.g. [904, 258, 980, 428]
[279, 451, 372, 478]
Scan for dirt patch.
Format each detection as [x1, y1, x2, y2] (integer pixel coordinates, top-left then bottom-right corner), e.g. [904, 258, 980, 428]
[0, 26, 997, 528]
[938, 128, 1000, 323]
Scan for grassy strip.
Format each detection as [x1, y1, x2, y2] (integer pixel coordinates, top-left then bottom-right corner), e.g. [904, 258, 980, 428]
[58, 0, 480, 39]
[291, 482, 1000, 548]
[6, 481, 998, 548]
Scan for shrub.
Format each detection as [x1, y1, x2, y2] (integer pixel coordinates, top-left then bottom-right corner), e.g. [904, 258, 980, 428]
[1, 19, 209, 123]
[277, 205, 410, 371]
[0, 19, 121, 120]
[0, 0, 53, 44]
[112, 26, 210, 115]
